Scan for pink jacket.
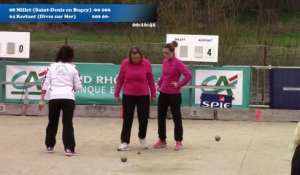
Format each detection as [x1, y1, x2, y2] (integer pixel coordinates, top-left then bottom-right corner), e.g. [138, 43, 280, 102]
[114, 58, 156, 98]
[157, 57, 192, 94]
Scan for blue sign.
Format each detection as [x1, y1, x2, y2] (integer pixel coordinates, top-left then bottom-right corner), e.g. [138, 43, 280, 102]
[200, 93, 233, 108]
[270, 68, 300, 110]
[0, 4, 157, 22]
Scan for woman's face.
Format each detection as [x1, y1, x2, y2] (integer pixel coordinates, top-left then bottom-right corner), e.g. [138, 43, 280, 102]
[163, 48, 173, 59]
[130, 53, 141, 64]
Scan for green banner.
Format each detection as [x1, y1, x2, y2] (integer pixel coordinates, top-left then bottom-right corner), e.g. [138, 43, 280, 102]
[3, 62, 191, 106]
[75, 63, 118, 104]
[3, 61, 250, 108]
[76, 63, 190, 106]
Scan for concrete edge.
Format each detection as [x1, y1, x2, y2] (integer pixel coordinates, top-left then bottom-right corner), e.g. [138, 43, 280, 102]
[0, 103, 300, 122]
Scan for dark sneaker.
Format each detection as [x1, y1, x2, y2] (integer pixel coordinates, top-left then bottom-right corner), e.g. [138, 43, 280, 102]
[46, 147, 54, 153]
[65, 148, 76, 156]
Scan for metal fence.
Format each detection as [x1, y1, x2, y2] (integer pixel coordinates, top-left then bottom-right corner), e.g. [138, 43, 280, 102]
[30, 40, 300, 66]
[27, 41, 300, 107]
[250, 66, 270, 107]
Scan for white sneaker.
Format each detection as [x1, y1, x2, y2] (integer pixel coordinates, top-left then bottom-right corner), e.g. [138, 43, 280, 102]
[139, 138, 148, 149]
[117, 142, 130, 151]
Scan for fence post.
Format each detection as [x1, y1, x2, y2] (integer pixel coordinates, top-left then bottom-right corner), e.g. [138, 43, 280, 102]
[2, 58, 6, 102]
[189, 61, 193, 107]
[65, 38, 68, 45]
[262, 41, 268, 105]
[22, 84, 29, 116]
[263, 41, 268, 66]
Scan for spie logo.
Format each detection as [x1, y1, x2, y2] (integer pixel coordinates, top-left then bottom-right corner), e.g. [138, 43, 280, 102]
[218, 95, 225, 102]
[201, 93, 233, 108]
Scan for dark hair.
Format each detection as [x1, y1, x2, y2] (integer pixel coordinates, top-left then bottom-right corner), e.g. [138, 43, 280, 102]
[56, 45, 74, 63]
[163, 41, 178, 52]
[128, 46, 143, 63]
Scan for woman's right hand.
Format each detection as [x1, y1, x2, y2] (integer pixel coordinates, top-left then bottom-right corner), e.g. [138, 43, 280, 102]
[38, 100, 45, 110]
[115, 96, 120, 102]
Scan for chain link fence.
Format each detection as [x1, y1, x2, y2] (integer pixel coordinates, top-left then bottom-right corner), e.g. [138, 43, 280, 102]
[16, 40, 300, 106]
[30, 40, 300, 66]
[250, 66, 270, 107]
[30, 40, 163, 64]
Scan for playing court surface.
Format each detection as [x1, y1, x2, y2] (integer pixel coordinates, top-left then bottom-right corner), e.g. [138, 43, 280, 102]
[0, 115, 294, 175]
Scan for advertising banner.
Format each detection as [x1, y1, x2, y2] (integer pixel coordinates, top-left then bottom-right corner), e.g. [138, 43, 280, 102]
[6, 64, 47, 101]
[4, 62, 191, 106]
[194, 66, 251, 108]
[4, 62, 250, 108]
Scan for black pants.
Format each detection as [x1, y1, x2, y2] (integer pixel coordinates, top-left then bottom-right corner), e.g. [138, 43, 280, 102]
[157, 92, 183, 141]
[292, 145, 300, 175]
[121, 95, 150, 144]
[45, 99, 76, 151]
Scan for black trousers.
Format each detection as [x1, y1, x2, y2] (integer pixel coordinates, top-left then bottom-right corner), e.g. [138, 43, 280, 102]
[45, 99, 76, 151]
[121, 95, 150, 144]
[157, 92, 183, 142]
[291, 145, 300, 175]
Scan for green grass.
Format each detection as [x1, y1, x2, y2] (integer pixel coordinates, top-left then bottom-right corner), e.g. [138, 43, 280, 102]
[0, 22, 299, 65]
[234, 31, 300, 47]
[0, 23, 299, 48]
[34, 31, 163, 43]
[23, 30, 300, 49]
[269, 32, 300, 47]
[31, 31, 129, 42]
[0, 25, 163, 42]
[279, 12, 300, 22]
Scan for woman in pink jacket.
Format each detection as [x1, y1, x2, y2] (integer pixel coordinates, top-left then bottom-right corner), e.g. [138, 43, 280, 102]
[153, 41, 192, 151]
[114, 46, 156, 151]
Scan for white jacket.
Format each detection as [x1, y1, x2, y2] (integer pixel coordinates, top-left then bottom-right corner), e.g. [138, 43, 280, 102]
[42, 62, 82, 100]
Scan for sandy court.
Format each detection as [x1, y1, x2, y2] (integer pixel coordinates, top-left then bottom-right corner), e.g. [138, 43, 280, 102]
[0, 115, 295, 175]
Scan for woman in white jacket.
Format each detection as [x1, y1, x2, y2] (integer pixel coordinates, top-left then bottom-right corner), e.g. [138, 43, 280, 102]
[39, 46, 82, 156]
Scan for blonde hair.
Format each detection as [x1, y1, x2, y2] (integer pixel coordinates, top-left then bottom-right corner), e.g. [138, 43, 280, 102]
[289, 121, 300, 150]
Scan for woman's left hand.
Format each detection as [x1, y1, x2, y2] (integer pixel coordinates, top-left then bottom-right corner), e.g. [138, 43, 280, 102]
[170, 81, 179, 88]
[151, 97, 156, 102]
